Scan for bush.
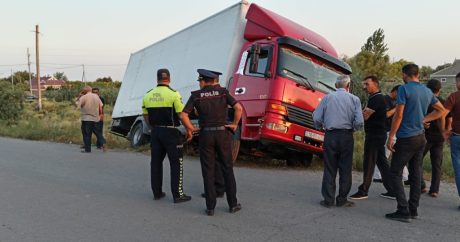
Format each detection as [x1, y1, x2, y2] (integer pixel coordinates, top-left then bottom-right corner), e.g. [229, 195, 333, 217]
[44, 81, 119, 105]
[0, 81, 24, 123]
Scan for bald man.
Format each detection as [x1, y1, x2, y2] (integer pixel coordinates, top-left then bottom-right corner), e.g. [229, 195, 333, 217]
[76, 86, 103, 153]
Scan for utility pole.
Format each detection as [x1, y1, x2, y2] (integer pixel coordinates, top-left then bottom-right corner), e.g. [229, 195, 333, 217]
[35, 25, 42, 111]
[82, 64, 86, 83]
[11, 69, 14, 90]
[27, 48, 32, 95]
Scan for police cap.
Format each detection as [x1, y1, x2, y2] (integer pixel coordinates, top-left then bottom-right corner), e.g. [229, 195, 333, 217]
[197, 69, 222, 81]
[157, 68, 170, 81]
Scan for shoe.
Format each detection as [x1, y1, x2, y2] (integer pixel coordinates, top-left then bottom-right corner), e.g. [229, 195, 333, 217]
[205, 209, 214, 216]
[421, 187, 428, 194]
[429, 192, 438, 198]
[81, 150, 91, 153]
[153, 192, 166, 200]
[410, 209, 418, 219]
[385, 211, 411, 223]
[336, 201, 355, 207]
[404, 180, 410, 186]
[229, 204, 242, 213]
[201, 192, 225, 198]
[373, 178, 383, 183]
[174, 195, 192, 203]
[320, 200, 333, 208]
[349, 192, 368, 200]
[380, 192, 396, 200]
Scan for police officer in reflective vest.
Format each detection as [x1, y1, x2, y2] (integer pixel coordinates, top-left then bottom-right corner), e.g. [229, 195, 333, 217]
[142, 68, 194, 203]
[181, 69, 243, 216]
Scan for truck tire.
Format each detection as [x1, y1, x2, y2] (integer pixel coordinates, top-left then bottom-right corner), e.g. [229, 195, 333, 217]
[231, 126, 241, 164]
[130, 122, 147, 147]
[286, 151, 313, 167]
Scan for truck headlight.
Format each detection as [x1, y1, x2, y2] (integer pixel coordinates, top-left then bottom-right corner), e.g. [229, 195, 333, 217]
[266, 122, 288, 133]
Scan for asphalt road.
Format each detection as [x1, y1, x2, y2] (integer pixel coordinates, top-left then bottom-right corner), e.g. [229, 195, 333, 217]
[0, 137, 459, 242]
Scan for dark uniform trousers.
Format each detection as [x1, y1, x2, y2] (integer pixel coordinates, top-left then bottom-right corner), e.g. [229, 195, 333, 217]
[322, 129, 354, 205]
[358, 133, 394, 194]
[199, 129, 237, 210]
[389, 134, 426, 213]
[150, 127, 184, 199]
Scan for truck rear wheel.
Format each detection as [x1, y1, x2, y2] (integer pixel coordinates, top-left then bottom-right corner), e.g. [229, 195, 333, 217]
[130, 122, 147, 147]
[286, 151, 313, 167]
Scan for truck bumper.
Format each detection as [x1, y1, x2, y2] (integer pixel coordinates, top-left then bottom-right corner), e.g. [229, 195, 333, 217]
[260, 115, 324, 154]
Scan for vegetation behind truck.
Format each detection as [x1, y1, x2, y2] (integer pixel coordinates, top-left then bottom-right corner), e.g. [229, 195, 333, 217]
[111, 1, 352, 166]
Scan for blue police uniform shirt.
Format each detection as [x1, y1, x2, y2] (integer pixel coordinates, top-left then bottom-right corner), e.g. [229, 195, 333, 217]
[396, 81, 438, 138]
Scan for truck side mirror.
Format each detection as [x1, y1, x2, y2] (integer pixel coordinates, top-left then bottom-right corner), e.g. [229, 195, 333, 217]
[249, 44, 261, 74]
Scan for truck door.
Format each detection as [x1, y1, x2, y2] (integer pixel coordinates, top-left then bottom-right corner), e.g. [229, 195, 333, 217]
[229, 44, 274, 138]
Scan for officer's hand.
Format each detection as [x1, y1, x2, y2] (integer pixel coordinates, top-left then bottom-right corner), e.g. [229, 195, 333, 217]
[224, 124, 238, 132]
[186, 129, 193, 142]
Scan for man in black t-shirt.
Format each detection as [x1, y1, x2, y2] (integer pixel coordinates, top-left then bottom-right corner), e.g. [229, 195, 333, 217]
[350, 76, 395, 200]
[421, 79, 448, 197]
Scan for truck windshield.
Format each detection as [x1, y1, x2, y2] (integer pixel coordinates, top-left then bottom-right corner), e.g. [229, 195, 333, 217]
[277, 46, 342, 94]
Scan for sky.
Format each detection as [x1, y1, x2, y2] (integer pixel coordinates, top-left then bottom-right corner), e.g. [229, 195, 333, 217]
[1, 0, 459, 81]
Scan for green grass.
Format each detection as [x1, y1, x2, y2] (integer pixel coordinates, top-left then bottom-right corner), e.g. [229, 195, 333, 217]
[0, 100, 132, 150]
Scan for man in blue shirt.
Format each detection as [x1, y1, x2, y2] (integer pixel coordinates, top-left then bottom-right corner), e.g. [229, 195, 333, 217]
[385, 64, 446, 222]
[313, 75, 364, 208]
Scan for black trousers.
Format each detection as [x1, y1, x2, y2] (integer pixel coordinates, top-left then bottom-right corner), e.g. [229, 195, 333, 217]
[389, 134, 426, 213]
[81, 121, 96, 152]
[322, 130, 354, 205]
[358, 133, 393, 194]
[150, 127, 184, 199]
[214, 160, 226, 194]
[92, 121, 106, 148]
[421, 140, 444, 193]
[199, 129, 237, 210]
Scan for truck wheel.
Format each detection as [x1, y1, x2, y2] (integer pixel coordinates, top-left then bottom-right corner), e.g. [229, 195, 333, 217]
[286, 152, 313, 167]
[231, 126, 241, 164]
[130, 122, 147, 147]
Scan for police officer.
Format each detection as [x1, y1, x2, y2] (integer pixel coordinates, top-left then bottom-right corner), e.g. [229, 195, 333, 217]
[180, 69, 242, 216]
[198, 72, 225, 199]
[142, 68, 194, 203]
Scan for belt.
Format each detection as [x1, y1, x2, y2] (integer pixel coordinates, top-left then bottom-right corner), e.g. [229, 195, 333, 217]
[452, 132, 460, 136]
[153, 125, 178, 129]
[201, 126, 226, 131]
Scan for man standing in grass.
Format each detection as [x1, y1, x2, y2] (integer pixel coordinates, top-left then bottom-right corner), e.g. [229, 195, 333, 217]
[443, 72, 460, 210]
[385, 64, 446, 223]
[76, 86, 103, 153]
[421, 79, 448, 197]
[91, 87, 106, 151]
[350, 76, 395, 201]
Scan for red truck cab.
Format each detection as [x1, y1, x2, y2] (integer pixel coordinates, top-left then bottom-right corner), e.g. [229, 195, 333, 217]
[228, 4, 352, 165]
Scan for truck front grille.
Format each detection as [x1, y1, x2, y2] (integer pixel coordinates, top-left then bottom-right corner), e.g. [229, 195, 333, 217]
[286, 104, 316, 130]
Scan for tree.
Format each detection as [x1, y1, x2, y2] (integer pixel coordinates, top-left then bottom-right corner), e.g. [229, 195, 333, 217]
[95, 76, 113, 83]
[53, 72, 68, 81]
[346, 28, 391, 100]
[361, 28, 389, 59]
[387, 59, 411, 82]
[420, 66, 434, 81]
